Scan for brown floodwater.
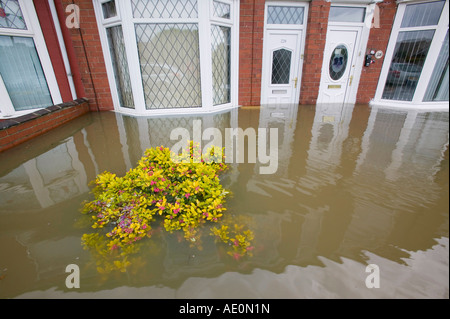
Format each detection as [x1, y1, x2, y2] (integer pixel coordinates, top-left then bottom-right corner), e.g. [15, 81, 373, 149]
[0, 103, 448, 299]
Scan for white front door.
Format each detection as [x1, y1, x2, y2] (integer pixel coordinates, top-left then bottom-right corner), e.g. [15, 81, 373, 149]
[261, 30, 303, 104]
[260, 2, 308, 105]
[318, 26, 362, 104]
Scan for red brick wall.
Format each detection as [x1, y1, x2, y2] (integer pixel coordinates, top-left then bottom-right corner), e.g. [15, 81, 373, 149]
[239, 0, 265, 106]
[58, 0, 114, 111]
[299, 0, 330, 105]
[34, 0, 73, 103]
[0, 99, 90, 152]
[356, 1, 398, 104]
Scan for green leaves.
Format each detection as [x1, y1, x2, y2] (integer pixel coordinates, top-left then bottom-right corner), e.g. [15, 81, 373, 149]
[81, 142, 254, 274]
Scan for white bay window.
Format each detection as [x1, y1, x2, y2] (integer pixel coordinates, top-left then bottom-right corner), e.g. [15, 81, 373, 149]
[94, 0, 239, 116]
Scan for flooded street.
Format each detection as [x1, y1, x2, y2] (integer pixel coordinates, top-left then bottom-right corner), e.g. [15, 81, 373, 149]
[0, 103, 448, 298]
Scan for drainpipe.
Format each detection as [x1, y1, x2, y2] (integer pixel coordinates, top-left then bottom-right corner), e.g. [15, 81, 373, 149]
[52, 0, 86, 99]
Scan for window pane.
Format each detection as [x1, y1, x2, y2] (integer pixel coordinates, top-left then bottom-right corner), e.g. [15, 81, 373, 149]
[382, 30, 435, 101]
[271, 49, 292, 84]
[213, 0, 230, 19]
[0, 0, 26, 30]
[329, 6, 366, 23]
[106, 26, 134, 109]
[267, 6, 304, 25]
[135, 23, 202, 109]
[102, 0, 117, 19]
[401, 1, 445, 28]
[329, 45, 348, 80]
[131, 0, 198, 19]
[211, 25, 231, 105]
[424, 31, 449, 102]
[0, 36, 52, 111]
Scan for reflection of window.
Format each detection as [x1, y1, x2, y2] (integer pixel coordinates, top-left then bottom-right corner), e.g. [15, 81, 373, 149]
[380, 0, 447, 103]
[329, 45, 348, 80]
[271, 49, 292, 84]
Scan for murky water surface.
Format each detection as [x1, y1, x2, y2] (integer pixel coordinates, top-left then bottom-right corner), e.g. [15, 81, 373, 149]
[0, 104, 448, 298]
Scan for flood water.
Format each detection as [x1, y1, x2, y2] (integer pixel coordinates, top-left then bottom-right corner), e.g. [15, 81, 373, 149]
[0, 103, 448, 299]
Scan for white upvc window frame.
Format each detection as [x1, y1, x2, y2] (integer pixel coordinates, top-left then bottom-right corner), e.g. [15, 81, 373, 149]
[93, 0, 240, 116]
[372, 0, 449, 110]
[0, 0, 62, 118]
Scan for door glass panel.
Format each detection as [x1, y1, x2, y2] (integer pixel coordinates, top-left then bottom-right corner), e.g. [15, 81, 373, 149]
[131, 0, 198, 19]
[329, 45, 348, 81]
[329, 6, 366, 23]
[135, 23, 202, 109]
[106, 26, 134, 109]
[401, 1, 445, 28]
[271, 48, 292, 85]
[267, 6, 304, 25]
[424, 31, 449, 102]
[0, 35, 52, 111]
[211, 25, 231, 105]
[0, 0, 26, 30]
[382, 30, 434, 101]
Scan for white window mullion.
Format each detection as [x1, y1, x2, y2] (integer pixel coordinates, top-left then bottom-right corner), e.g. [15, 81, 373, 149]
[198, 1, 213, 111]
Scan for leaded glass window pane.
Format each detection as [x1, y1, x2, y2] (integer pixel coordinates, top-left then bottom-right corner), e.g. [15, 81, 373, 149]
[271, 49, 292, 84]
[135, 23, 202, 109]
[106, 26, 134, 109]
[0, 36, 52, 110]
[0, 0, 26, 30]
[401, 1, 445, 28]
[424, 31, 449, 102]
[267, 6, 304, 25]
[131, 0, 198, 19]
[213, 1, 230, 19]
[329, 45, 348, 80]
[382, 30, 435, 101]
[212, 25, 231, 105]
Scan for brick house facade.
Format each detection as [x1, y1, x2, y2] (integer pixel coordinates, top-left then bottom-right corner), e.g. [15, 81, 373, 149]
[0, 0, 448, 150]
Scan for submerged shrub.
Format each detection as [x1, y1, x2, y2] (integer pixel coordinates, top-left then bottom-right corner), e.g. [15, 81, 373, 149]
[81, 142, 253, 273]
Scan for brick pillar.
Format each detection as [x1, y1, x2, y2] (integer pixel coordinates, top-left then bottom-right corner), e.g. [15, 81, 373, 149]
[239, 0, 265, 106]
[58, 0, 114, 111]
[299, 0, 330, 105]
[356, 1, 398, 104]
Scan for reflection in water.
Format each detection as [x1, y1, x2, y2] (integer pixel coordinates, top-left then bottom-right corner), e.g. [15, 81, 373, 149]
[0, 105, 448, 298]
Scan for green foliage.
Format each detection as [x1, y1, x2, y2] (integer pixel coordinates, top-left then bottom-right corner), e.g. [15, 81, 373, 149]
[81, 142, 253, 274]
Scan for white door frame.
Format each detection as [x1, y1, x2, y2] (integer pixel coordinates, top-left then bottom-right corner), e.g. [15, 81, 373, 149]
[260, 1, 309, 105]
[318, 2, 376, 104]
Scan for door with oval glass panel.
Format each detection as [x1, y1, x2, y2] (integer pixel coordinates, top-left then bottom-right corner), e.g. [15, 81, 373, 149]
[317, 26, 362, 104]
